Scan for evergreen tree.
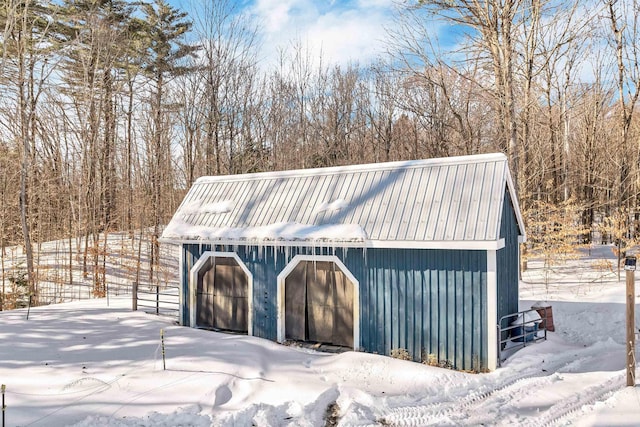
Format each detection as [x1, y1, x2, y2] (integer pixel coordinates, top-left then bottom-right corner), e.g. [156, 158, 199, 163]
[140, 0, 197, 282]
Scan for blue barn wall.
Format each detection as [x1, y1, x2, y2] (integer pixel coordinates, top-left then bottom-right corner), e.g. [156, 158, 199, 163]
[497, 190, 520, 325]
[181, 244, 490, 371]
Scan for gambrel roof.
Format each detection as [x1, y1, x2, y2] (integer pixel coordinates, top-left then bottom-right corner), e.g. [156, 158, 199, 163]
[161, 153, 525, 250]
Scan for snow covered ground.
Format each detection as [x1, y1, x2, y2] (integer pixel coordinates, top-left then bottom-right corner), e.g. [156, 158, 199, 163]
[1, 244, 639, 426]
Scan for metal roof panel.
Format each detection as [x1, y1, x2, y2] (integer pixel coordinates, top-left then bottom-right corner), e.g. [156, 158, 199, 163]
[162, 153, 525, 246]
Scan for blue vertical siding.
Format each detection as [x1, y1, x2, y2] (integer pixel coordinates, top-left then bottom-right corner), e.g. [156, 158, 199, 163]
[181, 244, 489, 371]
[497, 190, 520, 325]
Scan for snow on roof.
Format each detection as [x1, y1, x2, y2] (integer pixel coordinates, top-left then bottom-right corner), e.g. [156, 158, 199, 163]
[314, 199, 349, 214]
[180, 199, 234, 215]
[161, 153, 525, 248]
[162, 221, 367, 243]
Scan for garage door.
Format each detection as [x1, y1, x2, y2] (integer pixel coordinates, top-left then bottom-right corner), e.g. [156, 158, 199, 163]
[285, 260, 353, 347]
[196, 256, 248, 332]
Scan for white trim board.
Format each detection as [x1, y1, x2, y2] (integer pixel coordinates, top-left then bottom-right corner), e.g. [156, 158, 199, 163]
[178, 245, 184, 325]
[486, 250, 498, 371]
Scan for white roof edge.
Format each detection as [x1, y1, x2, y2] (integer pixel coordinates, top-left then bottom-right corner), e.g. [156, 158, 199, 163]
[504, 163, 527, 241]
[159, 237, 506, 251]
[194, 152, 509, 184]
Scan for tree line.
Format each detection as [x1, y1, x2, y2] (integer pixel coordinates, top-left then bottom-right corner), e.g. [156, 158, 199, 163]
[1, 0, 639, 303]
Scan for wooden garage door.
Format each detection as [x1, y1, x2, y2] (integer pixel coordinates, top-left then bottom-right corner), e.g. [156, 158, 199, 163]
[285, 261, 353, 347]
[196, 257, 248, 332]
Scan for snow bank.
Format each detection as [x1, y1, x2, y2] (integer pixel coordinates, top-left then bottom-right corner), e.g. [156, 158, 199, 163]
[510, 309, 542, 326]
[70, 405, 211, 427]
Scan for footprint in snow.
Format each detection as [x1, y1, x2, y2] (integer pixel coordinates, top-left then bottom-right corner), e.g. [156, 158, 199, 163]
[214, 384, 233, 407]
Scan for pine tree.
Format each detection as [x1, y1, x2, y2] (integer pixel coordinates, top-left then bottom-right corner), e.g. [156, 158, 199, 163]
[140, 0, 197, 282]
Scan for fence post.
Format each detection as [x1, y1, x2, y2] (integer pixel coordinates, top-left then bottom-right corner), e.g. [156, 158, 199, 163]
[2, 383, 6, 427]
[156, 285, 160, 315]
[132, 282, 138, 311]
[161, 329, 166, 370]
[496, 324, 501, 368]
[626, 263, 636, 387]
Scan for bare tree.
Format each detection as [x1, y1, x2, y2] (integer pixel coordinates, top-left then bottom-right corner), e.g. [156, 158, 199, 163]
[415, 0, 522, 183]
[605, 0, 640, 233]
[0, 0, 59, 300]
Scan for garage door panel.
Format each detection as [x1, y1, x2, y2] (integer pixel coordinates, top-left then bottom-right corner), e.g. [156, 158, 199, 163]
[195, 256, 249, 333]
[307, 303, 334, 343]
[234, 296, 248, 331]
[233, 269, 248, 298]
[203, 268, 215, 294]
[333, 307, 354, 347]
[213, 295, 247, 331]
[307, 265, 333, 306]
[334, 271, 353, 309]
[284, 260, 356, 347]
[285, 262, 307, 340]
[197, 290, 214, 328]
[214, 264, 234, 296]
[213, 295, 232, 329]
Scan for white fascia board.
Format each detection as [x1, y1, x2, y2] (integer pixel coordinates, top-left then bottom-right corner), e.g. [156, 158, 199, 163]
[162, 238, 505, 251]
[367, 239, 506, 250]
[504, 163, 527, 242]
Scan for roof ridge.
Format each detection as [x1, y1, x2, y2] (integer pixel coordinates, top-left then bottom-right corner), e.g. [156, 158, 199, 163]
[195, 153, 507, 184]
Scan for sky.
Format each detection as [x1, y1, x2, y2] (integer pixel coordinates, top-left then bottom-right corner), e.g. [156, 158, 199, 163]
[170, 0, 404, 68]
[162, 0, 608, 83]
[247, 0, 398, 66]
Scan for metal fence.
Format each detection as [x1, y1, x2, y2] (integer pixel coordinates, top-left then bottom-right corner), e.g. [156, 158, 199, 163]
[132, 282, 180, 319]
[498, 307, 548, 367]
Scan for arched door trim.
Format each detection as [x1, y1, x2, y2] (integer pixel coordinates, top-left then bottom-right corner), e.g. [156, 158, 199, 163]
[277, 255, 359, 350]
[189, 251, 253, 336]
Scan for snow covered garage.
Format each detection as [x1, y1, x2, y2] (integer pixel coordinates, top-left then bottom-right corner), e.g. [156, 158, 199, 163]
[160, 153, 526, 371]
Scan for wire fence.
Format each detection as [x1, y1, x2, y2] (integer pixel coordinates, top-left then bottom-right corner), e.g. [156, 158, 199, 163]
[0, 232, 180, 312]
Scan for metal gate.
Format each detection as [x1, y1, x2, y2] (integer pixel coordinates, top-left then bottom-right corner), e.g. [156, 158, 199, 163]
[497, 307, 548, 367]
[132, 282, 180, 319]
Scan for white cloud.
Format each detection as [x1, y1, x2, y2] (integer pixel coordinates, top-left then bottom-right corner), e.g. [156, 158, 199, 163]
[252, 0, 312, 33]
[355, 0, 396, 8]
[306, 8, 389, 65]
[248, 0, 395, 68]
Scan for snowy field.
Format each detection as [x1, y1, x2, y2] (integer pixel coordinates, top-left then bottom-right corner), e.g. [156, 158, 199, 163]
[1, 244, 639, 426]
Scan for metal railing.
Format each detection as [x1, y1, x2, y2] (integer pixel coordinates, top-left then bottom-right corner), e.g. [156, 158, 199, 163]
[132, 282, 179, 319]
[498, 307, 548, 367]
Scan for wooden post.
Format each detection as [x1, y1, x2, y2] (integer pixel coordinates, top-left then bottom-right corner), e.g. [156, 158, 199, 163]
[160, 329, 166, 370]
[2, 383, 6, 427]
[132, 282, 138, 311]
[626, 266, 636, 387]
